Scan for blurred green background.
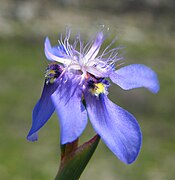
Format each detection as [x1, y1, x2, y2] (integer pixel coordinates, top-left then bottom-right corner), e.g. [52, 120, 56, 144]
[0, 0, 175, 179]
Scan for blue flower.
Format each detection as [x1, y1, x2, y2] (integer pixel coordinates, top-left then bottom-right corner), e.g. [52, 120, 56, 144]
[27, 30, 159, 164]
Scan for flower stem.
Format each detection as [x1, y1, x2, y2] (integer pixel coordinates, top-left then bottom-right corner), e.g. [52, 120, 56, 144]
[55, 135, 100, 180]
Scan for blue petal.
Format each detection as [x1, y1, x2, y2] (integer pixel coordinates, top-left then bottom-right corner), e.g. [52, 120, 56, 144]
[44, 37, 71, 64]
[51, 76, 88, 144]
[44, 37, 55, 61]
[27, 82, 57, 141]
[110, 64, 160, 93]
[85, 93, 142, 164]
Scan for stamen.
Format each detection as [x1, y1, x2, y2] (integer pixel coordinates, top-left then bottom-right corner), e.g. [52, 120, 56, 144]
[87, 74, 109, 97]
[45, 63, 63, 84]
[89, 82, 106, 97]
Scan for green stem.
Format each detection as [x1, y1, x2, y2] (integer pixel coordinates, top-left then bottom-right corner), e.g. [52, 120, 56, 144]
[55, 135, 100, 180]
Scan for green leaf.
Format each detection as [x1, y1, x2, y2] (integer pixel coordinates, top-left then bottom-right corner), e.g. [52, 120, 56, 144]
[55, 135, 100, 180]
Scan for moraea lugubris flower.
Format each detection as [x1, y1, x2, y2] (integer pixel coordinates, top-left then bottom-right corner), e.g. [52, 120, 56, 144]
[27, 30, 159, 164]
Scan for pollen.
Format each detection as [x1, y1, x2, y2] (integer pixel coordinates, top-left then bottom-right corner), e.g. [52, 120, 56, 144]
[90, 83, 106, 96]
[45, 63, 62, 84]
[45, 69, 56, 77]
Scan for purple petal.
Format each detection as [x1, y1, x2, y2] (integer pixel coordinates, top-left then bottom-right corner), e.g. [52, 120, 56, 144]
[44, 37, 71, 64]
[44, 37, 55, 61]
[51, 76, 88, 144]
[27, 82, 57, 141]
[85, 93, 142, 164]
[85, 32, 104, 60]
[110, 64, 160, 93]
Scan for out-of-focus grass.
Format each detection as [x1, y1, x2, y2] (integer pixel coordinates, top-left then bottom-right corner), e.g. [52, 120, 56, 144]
[0, 23, 175, 180]
[0, 38, 60, 179]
